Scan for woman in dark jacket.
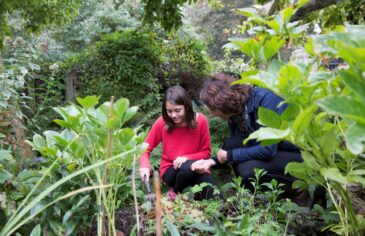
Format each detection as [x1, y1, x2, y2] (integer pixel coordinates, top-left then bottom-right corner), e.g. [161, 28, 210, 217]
[192, 73, 306, 200]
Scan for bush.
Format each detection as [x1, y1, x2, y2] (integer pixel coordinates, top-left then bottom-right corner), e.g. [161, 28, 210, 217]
[159, 32, 212, 100]
[65, 29, 162, 113]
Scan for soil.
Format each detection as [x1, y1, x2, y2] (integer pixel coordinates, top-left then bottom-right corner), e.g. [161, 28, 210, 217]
[87, 206, 136, 236]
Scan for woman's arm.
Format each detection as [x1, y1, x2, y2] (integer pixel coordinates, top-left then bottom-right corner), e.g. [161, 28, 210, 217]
[228, 144, 278, 163]
[139, 117, 163, 170]
[228, 90, 286, 164]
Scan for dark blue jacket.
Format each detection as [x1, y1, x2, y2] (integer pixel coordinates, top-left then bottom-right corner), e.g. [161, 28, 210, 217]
[226, 87, 297, 164]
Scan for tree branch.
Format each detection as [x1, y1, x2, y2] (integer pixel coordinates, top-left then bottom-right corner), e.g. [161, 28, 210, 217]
[268, 0, 281, 15]
[290, 0, 345, 21]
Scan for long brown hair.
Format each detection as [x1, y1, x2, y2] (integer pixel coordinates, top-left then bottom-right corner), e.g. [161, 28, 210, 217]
[162, 86, 196, 132]
[200, 73, 253, 114]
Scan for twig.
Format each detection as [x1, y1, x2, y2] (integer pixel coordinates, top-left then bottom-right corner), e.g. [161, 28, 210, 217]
[153, 171, 162, 236]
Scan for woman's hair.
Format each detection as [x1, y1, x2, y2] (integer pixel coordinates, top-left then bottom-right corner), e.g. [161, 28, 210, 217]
[162, 86, 196, 132]
[200, 73, 253, 115]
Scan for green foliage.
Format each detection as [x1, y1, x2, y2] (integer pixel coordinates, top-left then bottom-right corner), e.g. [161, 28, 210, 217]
[0, 0, 80, 47]
[311, 0, 365, 27]
[1, 96, 146, 235]
[160, 32, 212, 100]
[185, 169, 333, 235]
[1, 36, 64, 134]
[66, 30, 161, 112]
[196, 106, 229, 149]
[51, 0, 141, 53]
[141, 0, 196, 31]
[231, 3, 365, 233]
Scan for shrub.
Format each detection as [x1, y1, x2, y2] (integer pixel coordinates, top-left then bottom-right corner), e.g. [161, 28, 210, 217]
[159, 32, 212, 100]
[66, 29, 162, 113]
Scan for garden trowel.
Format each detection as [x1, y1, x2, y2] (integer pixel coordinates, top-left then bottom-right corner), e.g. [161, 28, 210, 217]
[143, 177, 156, 205]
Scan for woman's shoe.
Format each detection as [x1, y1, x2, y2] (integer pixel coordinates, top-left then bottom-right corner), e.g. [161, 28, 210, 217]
[167, 188, 177, 201]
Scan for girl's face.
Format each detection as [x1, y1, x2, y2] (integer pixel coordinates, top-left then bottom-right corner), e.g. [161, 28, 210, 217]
[165, 101, 186, 127]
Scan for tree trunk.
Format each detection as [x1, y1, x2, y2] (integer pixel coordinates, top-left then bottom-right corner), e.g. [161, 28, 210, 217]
[65, 68, 78, 102]
[0, 52, 4, 74]
[268, 0, 280, 15]
[290, 0, 345, 21]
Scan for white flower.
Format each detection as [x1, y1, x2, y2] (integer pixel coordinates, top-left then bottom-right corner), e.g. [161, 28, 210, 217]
[49, 63, 59, 71]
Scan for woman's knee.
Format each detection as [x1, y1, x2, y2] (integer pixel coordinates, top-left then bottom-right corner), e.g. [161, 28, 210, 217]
[163, 167, 177, 187]
[176, 169, 195, 181]
[235, 163, 256, 182]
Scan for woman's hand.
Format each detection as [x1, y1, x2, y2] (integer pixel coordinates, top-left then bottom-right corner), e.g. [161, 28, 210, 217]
[191, 159, 215, 173]
[139, 168, 151, 181]
[173, 156, 188, 169]
[217, 149, 228, 164]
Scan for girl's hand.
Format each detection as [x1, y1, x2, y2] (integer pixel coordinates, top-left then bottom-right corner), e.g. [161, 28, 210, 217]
[139, 168, 151, 181]
[191, 159, 215, 173]
[173, 156, 187, 169]
[217, 149, 228, 164]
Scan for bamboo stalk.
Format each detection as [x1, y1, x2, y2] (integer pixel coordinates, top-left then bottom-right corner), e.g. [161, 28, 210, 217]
[132, 154, 141, 235]
[102, 96, 115, 236]
[153, 171, 162, 236]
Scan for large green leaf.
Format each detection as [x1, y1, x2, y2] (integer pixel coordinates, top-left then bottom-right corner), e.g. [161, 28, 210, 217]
[339, 70, 365, 101]
[0, 170, 12, 184]
[189, 222, 216, 233]
[317, 96, 365, 125]
[76, 96, 100, 109]
[261, 36, 285, 63]
[301, 151, 321, 172]
[122, 106, 138, 125]
[308, 71, 334, 86]
[0, 150, 12, 160]
[32, 134, 46, 149]
[319, 127, 337, 156]
[278, 64, 303, 96]
[230, 38, 261, 60]
[280, 104, 300, 122]
[291, 23, 309, 35]
[292, 105, 317, 141]
[320, 168, 347, 185]
[106, 115, 121, 130]
[234, 77, 270, 90]
[165, 220, 181, 236]
[29, 224, 41, 236]
[345, 123, 365, 155]
[282, 6, 294, 24]
[264, 20, 281, 34]
[114, 98, 129, 117]
[258, 107, 281, 128]
[285, 162, 310, 181]
[244, 127, 290, 144]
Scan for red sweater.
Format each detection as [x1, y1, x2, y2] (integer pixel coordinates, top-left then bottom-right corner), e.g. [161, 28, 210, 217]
[139, 113, 211, 179]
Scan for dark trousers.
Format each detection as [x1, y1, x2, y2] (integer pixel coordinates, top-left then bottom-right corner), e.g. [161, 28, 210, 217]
[163, 160, 215, 199]
[222, 135, 302, 192]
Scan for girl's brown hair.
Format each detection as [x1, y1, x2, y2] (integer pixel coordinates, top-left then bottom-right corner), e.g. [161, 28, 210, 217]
[162, 86, 196, 132]
[200, 73, 253, 115]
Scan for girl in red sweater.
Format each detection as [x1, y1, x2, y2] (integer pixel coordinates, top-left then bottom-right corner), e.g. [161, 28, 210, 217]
[139, 86, 215, 200]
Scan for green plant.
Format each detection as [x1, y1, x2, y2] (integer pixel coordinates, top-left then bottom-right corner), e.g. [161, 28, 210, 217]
[159, 31, 212, 100]
[0, 0, 80, 46]
[64, 30, 161, 114]
[1, 96, 147, 235]
[232, 4, 365, 234]
[1, 36, 65, 134]
[0, 149, 139, 236]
